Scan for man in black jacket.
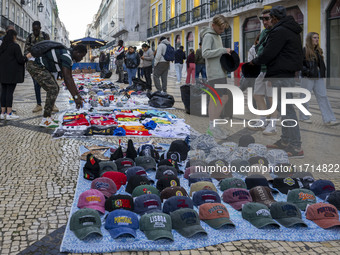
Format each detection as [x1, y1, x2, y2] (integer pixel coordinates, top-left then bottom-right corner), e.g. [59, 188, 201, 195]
[174, 46, 186, 84]
[251, 6, 304, 158]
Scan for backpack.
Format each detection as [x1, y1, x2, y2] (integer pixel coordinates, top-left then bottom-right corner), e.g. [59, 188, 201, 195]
[163, 44, 175, 62]
[148, 91, 175, 108]
[30, 40, 68, 58]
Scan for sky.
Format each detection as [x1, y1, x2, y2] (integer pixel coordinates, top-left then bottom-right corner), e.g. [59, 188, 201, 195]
[56, 0, 102, 41]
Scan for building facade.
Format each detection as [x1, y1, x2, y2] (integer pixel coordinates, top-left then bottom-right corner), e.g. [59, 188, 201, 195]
[0, 0, 70, 50]
[147, 0, 340, 89]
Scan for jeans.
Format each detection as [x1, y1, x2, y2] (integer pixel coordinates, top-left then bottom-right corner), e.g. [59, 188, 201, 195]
[33, 79, 42, 105]
[299, 78, 336, 123]
[175, 63, 183, 82]
[273, 79, 301, 148]
[143, 65, 153, 90]
[186, 63, 196, 84]
[137, 67, 144, 79]
[195, 63, 207, 79]
[127, 68, 137, 86]
[153, 62, 169, 92]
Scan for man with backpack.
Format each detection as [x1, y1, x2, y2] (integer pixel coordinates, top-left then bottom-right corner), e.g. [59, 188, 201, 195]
[26, 44, 87, 128]
[153, 36, 174, 93]
[114, 40, 125, 83]
[24, 21, 58, 113]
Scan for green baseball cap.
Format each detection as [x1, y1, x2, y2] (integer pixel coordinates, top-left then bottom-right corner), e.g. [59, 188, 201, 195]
[170, 208, 207, 237]
[140, 212, 174, 241]
[70, 208, 103, 240]
[287, 188, 316, 211]
[131, 185, 161, 198]
[220, 178, 246, 191]
[135, 156, 157, 171]
[270, 202, 308, 228]
[242, 202, 280, 229]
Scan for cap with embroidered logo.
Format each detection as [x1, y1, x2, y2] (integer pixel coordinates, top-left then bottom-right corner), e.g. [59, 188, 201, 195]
[70, 208, 103, 240]
[135, 156, 157, 171]
[189, 181, 217, 196]
[270, 202, 307, 227]
[306, 202, 340, 229]
[83, 154, 101, 180]
[132, 184, 160, 198]
[105, 209, 139, 238]
[134, 194, 162, 215]
[105, 194, 134, 212]
[242, 202, 280, 229]
[222, 188, 252, 211]
[326, 191, 340, 210]
[77, 189, 106, 214]
[160, 186, 188, 202]
[199, 203, 235, 229]
[91, 177, 117, 198]
[156, 176, 180, 192]
[220, 178, 247, 192]
[115, 158, 135, 173]
[249, 186, 276, 208]
[155, 165, 178, 179]
[163, 196, 194, 214]
[126, 175, 152, 194]
[193, 190, 221, 207]
[171, 208, 207, 237]
[273, 177, 300, 194]
[310, 180, 336, 200]
[287, 188, 316, 211]
[140, 212, 174, 241]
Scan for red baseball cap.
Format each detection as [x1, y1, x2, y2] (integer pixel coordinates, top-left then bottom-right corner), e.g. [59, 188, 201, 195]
[306, 202, 340, 229]
[222, 188, 252, 211]
[91, 177, 117, 198]
[102, 171, 127, 190]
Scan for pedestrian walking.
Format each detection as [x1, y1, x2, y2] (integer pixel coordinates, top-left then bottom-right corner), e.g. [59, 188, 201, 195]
[186, 49, 195, 84]
[137, 49, 144, 79]
[0, 30, 27, 120]
[174, 46, 186, 84]
[114, 40, 125, 83]
[99, 52, 106, 71]
[300, 32, 339, 126]
[141, 44, 154, 92]
[125, 46, 140, 86]
[250, 6, 304, 158]
[104, 52, 110, 70]
[195, 42, 207, 82]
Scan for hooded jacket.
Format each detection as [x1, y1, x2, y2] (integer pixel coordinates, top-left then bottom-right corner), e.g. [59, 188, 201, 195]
[154, 39, 171, 66]
[201, 27, 229, 80]
[252, 16, 303, 78]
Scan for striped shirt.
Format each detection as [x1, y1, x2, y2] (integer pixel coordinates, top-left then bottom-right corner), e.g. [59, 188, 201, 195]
[35, 48, 73, 72]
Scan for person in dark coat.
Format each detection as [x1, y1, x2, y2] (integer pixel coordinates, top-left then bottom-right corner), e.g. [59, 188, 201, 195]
[99, 52, 106, 71]
[250, 6, 304, 158]
[0, 30, 27, 120]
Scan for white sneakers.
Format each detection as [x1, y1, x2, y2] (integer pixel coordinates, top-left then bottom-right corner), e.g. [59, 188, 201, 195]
[248, 120, 267, 131]
[262, 123, 277, 136]
[1, 113, 19, 120]
[40, 117, 59, 128]
[0, 113, 5, 120]
[175, 82, 181, 85]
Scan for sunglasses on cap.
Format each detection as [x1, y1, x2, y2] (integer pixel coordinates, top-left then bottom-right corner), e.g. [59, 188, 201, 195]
[259, 17, 270, 21]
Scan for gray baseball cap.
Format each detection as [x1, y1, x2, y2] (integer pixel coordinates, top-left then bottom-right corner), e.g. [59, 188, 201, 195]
[242, 202, 280, 229]
[135, 156, 157, 171]
[70, 208, 103, 240]
[140, 212, 174, 241]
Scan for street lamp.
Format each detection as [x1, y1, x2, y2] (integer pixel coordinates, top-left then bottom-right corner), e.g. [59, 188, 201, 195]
[54, 28, 58, 34]
[110, 18, 124, 28]
[38, 2, 44, 12]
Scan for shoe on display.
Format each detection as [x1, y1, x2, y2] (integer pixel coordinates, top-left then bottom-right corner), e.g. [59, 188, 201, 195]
[262, 124, 277, 136]
[266, 139, 289, 149]
[300, 119, 312, 124]
[285, 145, 304, 159]
[6, 113, 19, 120]
[0, 113, 5, 120]
[32, 104, 43, 113]
[325, 120, 340, 126]
[248, 120, 267, 131]
[206, 125, 229, 140]
[52, 105, 59, 113]
[40, 117, 59, 128]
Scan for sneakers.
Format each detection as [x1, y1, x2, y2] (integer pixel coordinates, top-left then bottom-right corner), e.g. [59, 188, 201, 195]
[40, 117, 59, 128]
[285, 146, 304, 158]
[266, 139, 289, 149]
[207, 125, 229, 140]
[32, 104, 43, 113]
[0, 113, 5, 120]
[325, 120, 340, 126]
[262, 124, 277, 136]
[52, 105, 59, 113]
[248, 120, 266, 131]
[176, 81, 181, 85]
[6, 113, 19, 120]
[300, 119, 312, 124]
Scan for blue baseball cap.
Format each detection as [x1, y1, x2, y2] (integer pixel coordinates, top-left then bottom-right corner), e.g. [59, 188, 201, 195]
[188, 173, 213, 186]
[163, 196, 194, 214]
[134, 194, 162, 215]
[125, 166, 154, 184]
[192, 190, 221, 207]
[310, 180, 336, 200]
[105, 209, 139, 239]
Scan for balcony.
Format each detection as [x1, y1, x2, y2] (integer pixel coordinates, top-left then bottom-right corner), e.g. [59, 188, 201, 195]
[160, 21, 168, 33]
[231, 0, 263, 10]
[169, 16, 178, 30]
[153, 25, 159, 35]
[192, 4, 208, 23]
[179, 11, 191, 27]
[147, 28, 153, 37]
[210, 0, 231, 17]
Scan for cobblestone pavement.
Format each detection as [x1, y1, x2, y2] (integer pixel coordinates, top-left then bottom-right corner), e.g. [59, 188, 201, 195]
[0, 72, 340, 255]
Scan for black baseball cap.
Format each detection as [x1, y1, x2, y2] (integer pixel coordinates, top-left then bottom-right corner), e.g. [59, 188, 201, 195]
[83, 154, 101, 180]
[272, 177, 300, 194]
[238, 135, 255, 147]
[155, 165, 178, 179]
[158, 158, 180, 171]
[105, 194, 134, 212]
[270, 202, 308, 228]
[125, 175, 152, 194]
[163, 196, 194, 214]
[115, 158, 135, 173]
[156, 176, 180, 192]
[220, 51, 240, 72]
[168, 140, 190, 161]
[326, 190, 340, 210]
[160, 186, 188, 202]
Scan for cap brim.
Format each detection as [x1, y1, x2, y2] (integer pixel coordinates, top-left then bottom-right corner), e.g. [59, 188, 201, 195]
[248, 217, 280, 229]
[84, 205, 106, 214]
[203, 218, 235, 229]
[175, 224, 207, 237]
[73, 226, 103, 240]
[312, 219, 340, 229]
[317, 192, 331, 200]
[257, 200, 276, 208]
[229, 201, 251, 211]
[275, 217, 308, 228]
[293, 202, 315, 211]
[107, 227, 137, 239]
[144, 229, 174, 241]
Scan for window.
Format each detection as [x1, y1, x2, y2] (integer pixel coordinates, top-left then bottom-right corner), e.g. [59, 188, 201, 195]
[187, 0, 193, 11]
[11, 3, 15, 21]
[175, 0, 181, 16]
[243, 16, 261, 62]
[21, 12, 24, 27]
[5, 0, 9, 18]
[175, 34, 181, 49]
[152, 8, 155, 27]
[186, 32, 194, 56]
[17, 10, 20, 25]
[158, 3, 162, 24]
[166, 0, 170, 20]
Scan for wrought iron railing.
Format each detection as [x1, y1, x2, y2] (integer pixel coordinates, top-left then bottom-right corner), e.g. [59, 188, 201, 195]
[153, 25, 159, 35]
[231, 0, 263, 10]
[192, 4, 208, 23]
[169, 16, 178, 30]
[179, 11, 191, 27]
[147, 28, 153, 37]
[160, 21, 168, 33]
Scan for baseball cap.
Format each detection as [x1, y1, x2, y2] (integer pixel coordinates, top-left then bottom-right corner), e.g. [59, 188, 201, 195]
[171, 208, 207, 237]
[140, 212, 174, 241]
[310, 180, 336, 200]
[131, 184, 160, 198]
[287, 188, 316, 211]
[220, 178, 247, 192]
[137, 144, 159, 160]
[185, 159, 208, 169]
[248, 156, 269, 167]
[168, 140, 190, 161]
[98, 161, 118, 176]
[163, 196, 194, 214]
[156, 165, 178, 179]
[91, 177, 117, 198]
[126, 139, 137, 160]
[83, 154, 101, 180]
[105, 209, 139, 238]
[245, 174, 272, 190]
[102, 171, 127, 190]
[126, 175, 152, 194]
[199, 203, 235, 229]
[208, 159, 232, 180]
[238, 135, 255, 147]
[77, 189, 106, 214]
[184, 166, 206, 179]
[125, 166, 147, 181]
[110, 146, 124, 160]
[270, 5, 287, 19]
[230, 159, 250, 175]
[326, 191, 340, 210]
[250, 186, 276, 208]
[105, 194, 134, 212]
[222, 188, 252, 211]
[193, 190, 221, 206]
[306, 202, 340, 229]
[70, 208, 103, 240]
[242, 202, 280, 229]
[156, 176, 180, 192]
[160, 186, 188, 202]
[164, 150, 182, 163]
[134, 194, 162, 215]
[270, 202, 308, 228]
[115, 158, 135, 173]
[158, 158, 180, 171]
[189, 181, 217, 196]
[188, 173, 213, 186]
[135, 156, 157, 171]
[274, 163, 295, 178]
[292, 172, 315, 189]
[187, 149, 206, 161]
[272, 177, 300, 194]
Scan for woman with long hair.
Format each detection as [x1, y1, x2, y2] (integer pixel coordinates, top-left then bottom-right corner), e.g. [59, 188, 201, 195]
[300, 32, 339, 126]
[0, 29, 27, 120]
